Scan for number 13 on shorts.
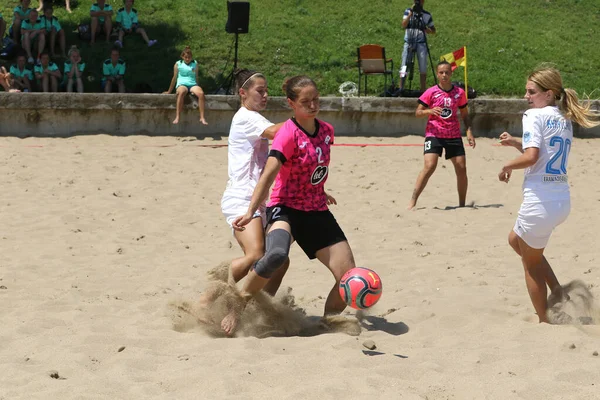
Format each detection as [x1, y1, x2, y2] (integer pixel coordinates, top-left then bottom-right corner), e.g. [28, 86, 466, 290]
[424, 141, 432, 151]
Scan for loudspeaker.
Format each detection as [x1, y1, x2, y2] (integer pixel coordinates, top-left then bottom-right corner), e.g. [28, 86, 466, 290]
[226, 1, 250, 34]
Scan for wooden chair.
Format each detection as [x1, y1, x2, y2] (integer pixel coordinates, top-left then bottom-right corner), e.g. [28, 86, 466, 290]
[356, 44, 394, 97]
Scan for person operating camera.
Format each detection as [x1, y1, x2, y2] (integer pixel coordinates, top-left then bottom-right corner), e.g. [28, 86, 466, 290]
[399, 0, 436, 92]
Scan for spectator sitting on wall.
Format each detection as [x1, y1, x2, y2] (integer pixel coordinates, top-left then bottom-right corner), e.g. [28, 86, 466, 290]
[10, 53, 33, 92]
[11, 0, 33, 46]
[34, 51, 61, 92]
[40, 4, 66, 58]
[21, 9, 45, 64]
[63, 45, 85, 93]
[163, 46, 208, 125]
[37, 0, 72, 14]
[102, 46, 126, 93]
[114, 0, 157, 48]
[90, 0, 113, 45]
[0, 66, 21, 92]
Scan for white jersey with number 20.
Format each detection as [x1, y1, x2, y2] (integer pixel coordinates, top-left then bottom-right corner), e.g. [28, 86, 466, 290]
[521, 106, 572, 203]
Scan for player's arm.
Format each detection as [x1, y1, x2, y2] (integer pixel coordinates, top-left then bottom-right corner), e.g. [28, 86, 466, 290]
[498, 147, 539, 183]
[499, 132, 524, 153]
[416, 103, 441, 118]
[459, 106, 475, 148]
[233, 156, 282, 230]
[261, 122, 285, 140]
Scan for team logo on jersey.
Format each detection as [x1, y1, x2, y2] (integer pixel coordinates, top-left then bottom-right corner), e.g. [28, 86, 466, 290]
[523, 131, 531, 144]
[325, 135, 331, 145]
[311, 165, 328, 185]
[440, 108, 452, 119]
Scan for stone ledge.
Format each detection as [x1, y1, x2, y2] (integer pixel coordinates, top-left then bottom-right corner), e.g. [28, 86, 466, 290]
[0, 93, 598, 138]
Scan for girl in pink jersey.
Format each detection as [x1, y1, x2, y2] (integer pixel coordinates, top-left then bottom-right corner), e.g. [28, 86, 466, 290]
[221, 76, 358, 336]
[498, 66, 599, 323]
[408, 61, 475, 210]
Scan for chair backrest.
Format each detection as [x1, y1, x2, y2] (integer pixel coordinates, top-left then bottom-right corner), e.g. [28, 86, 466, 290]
[357, 44, 387, 73]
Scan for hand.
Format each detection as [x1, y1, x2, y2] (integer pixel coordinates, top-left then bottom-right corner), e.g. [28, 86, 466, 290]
[499, 132, 517, 147]
[498, 166, 512, 183]
[467, 131, 476, 149]
[429, 107, 443, 116]
[232, 212, 254, 231]
[326, 193, 337, 205]
[162, 90, 171, 94]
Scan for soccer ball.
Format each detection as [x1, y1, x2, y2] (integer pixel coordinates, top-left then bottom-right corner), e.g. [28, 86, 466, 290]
[339, 267, 382, 310]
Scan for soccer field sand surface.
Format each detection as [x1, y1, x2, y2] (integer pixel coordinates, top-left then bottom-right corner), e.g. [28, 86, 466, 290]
[1, 135, 599, 399]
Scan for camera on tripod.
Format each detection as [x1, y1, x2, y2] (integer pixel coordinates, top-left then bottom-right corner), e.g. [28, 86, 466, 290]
[412, 0, 423, 15]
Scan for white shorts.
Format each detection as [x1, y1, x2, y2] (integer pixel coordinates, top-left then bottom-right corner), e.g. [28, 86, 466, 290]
[221, 195, 265, 228]
[513, 200, 570, 249]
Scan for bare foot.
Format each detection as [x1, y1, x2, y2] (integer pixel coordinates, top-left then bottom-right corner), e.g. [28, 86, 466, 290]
[221, 310, 239, 336]
[200, 117, 208, 125]
[407, 201, 416, 210]
[66, 7, 72, 13]
[172, 117, 179, 124]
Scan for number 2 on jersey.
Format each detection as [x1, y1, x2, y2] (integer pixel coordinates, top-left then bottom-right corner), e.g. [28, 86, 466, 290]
[545, 136, 571, 174]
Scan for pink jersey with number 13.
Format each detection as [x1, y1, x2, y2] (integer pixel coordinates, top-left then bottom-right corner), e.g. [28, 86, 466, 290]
[268, 118, 334, 212]
[418, 84, 467, 139]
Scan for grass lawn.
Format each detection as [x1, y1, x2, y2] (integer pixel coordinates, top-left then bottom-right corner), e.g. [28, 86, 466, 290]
[1, 0, 599, 96]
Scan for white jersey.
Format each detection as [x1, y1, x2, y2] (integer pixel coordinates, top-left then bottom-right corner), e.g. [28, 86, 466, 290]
[223, 107, 273, 199]
[521, 106, 572, 203]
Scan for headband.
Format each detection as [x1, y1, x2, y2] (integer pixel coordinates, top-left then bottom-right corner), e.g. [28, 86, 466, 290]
[241, 73, 263, 89]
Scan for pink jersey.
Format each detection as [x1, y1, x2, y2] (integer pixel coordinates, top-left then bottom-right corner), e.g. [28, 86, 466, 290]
[418, 85, 467, 139]
[268, 118, 334, 211]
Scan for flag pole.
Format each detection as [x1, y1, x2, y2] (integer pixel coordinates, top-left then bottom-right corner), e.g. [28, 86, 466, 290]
[464, 46, 468, 101]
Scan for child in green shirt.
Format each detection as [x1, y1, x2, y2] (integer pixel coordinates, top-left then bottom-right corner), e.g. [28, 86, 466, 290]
[114, 0, 157, 48]
[34, 51, 61, 92]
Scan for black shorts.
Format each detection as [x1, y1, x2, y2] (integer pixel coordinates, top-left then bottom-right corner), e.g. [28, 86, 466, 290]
[424, 137, 465, 160]
[266, 205, 347, 260]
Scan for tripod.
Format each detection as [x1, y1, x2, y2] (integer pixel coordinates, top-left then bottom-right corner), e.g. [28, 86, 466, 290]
[400, 11, 436, 95]
[215, 32, 240, 95]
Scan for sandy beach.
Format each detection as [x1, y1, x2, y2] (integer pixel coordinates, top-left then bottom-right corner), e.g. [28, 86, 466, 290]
[1, 134, 599, 400]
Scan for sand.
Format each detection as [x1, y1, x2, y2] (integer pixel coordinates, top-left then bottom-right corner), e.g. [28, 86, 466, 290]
[1, 134, 599, 400]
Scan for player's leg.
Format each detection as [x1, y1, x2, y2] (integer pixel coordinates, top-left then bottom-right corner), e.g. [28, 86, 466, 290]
[173, 85, 188, 124]
[190, 85, 207, 125]
[221, 220, 293, 335]
[50, 75, 58, 92]
[449, 155, 468, 207]
[408, 138, 440, 210]
[517, 236, 549, 323]
[231, 216, 265, 282]
[316, 240, 356, 316]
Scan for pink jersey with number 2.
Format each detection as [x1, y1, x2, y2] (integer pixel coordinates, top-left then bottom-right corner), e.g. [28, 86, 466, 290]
[418, 85, 467, 139]
[268, 118, 334, 211]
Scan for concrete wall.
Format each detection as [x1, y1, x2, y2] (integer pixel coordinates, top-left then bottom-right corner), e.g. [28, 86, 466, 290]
[1, 93, 599, 138]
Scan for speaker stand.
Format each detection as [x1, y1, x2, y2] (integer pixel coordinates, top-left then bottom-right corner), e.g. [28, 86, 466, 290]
[216, 32, 239, 95]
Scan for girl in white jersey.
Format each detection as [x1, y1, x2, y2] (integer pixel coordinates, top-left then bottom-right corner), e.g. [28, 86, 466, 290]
[222, 76, 359, 336]
[499, 66, 600, 323]
[220, 68, 288, 293]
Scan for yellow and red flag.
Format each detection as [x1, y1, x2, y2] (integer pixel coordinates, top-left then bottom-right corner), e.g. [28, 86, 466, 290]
[440, 47, 467, 71]
[440, 46, 469, 100]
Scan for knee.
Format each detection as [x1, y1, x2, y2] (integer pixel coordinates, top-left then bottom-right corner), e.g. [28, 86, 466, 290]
[195, 88, 205, 97]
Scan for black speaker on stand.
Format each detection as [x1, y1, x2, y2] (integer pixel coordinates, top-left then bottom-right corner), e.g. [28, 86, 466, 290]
[216, 1, 250, 94]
